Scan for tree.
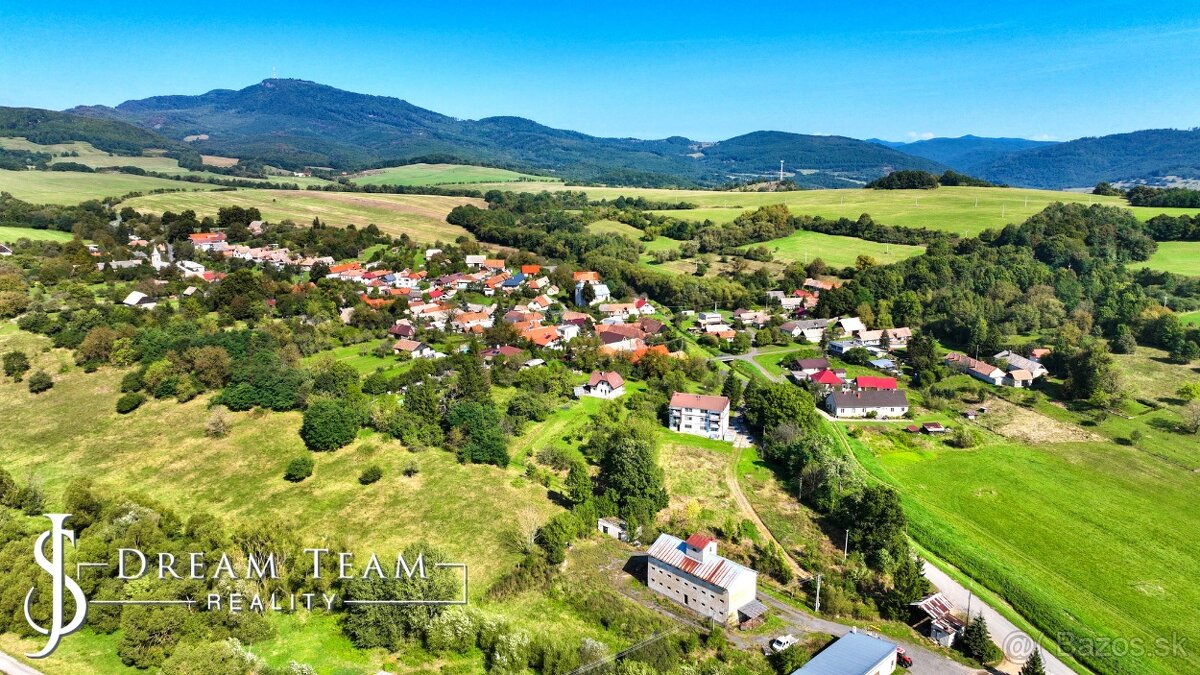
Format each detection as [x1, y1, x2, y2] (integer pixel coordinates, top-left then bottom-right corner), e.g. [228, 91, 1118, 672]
[598, 420, 668, 520]
[960, 614, 1002, 664]
[1020, 649, 1047, 675]
[118, 604, 191, 668]
[564, 461, 593, 505]
[2, 351, 29, 381]
[1182, 401, 1200, 434]
[27, 370, 52, 394]
[300, 398, 361, 451]
[341, 545, 460, 650]
[834, 485, 907, 568]
[454, 342, 491, 404]
[721, 374, 744, 409]
[743, 382, 817, 434]
[1176, 382, 1200, 401]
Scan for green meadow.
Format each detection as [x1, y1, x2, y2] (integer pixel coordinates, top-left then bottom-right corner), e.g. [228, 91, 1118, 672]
[748, 229, 925, 267]
[351, 163, 559, 187]
[482, 183, 1200, 235]
[0, 225, 75, 242]
[1135, 241, 1200, 277]
[122, 189, 483, 242]
[846, 351, 1200, 674]
[0, 168, 218, 204]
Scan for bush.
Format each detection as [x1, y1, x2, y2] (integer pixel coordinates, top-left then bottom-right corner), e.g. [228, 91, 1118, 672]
[115, 392, 146, 414]
[402, 461, 419, 477]
[284, 456, 314, 482]
[27, 370, 53, 394]
[3, 350, 30, 381]
[205, 406, 232, 438]
[359, 464, 383, 485]
[299, 398, 361, 451]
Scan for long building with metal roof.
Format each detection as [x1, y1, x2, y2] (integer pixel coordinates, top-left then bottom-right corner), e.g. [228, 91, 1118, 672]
[645, 533, 757, 624]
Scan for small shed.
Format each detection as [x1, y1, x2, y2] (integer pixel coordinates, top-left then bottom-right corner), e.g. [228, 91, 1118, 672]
[737, 599, 769, 630]
[922, 422, 947, 434]
[597, 517, 637, 542]
[911, 592, 966, 647]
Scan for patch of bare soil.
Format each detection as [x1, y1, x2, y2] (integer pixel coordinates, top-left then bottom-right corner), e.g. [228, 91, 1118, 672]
[977, 397, 1103, 444]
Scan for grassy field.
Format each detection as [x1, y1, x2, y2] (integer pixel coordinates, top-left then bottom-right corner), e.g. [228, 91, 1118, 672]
[121, 189, 483, 242]
[587, 219, 645, 239]
[1136, 241, 1200, 277]
[749, 229, 925, 267]
[0, 137, 332, 187]
[0, 225, 75, 242]
[351, 163, 559, 187]
[0, 168, 218, 204]
[846, 353, 1200, 674]
[477, 184, 1200, 235]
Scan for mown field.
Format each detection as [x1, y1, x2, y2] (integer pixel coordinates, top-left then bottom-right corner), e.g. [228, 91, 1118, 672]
[0, 225, 75, 242]
[483, 184, 1200, 235]
[351, 163, 559, 187]
[749, 229, 925, 266]
[121, 189, 482, 242]
[847, 351, 1200, 675]
[0, 168, 218, 205]
[1135, 241, 1200, 277]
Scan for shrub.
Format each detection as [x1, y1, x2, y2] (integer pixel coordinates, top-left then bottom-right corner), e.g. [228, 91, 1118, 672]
[3, 351, 30, 381]
[359, 464, 383, 485]
[115, 392, 146, 414]
[402, 461, 419, 477]
[284, 456, 314, 482]
[299, 398, 361, 451]
[205, 406, 232, 438]
[27, 370, 53, 394]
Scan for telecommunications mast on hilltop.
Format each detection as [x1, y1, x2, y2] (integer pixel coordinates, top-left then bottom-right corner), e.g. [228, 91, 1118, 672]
[779, 160, 785, 183]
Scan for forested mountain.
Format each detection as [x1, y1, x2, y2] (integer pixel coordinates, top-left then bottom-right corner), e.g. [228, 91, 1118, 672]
[873, 135, 1058, 174]
[65, 79, 943, 187]
[971, 129, 1200, 189]
[0, 107, 193, 157]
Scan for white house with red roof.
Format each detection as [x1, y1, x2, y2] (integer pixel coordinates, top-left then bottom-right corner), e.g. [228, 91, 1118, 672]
[574, 371, 626, 399]
[668, 393, 730, 439]
[646, 533, 758, 624]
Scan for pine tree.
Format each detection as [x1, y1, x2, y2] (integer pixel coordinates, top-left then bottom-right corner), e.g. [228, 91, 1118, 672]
[721, 373, 744, 409]
[960, 613, 1000, 663]
[1020, 649, 1047, 675]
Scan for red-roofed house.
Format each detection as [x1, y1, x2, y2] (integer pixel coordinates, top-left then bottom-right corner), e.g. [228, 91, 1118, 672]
[392, 339, 437, 359]
[855, 376, 898, 391]
[188, 232, 227, 251]
[574, 371, 626, 399]
[520, 264, 541, 275]
[668, 393, 730, 439]
[521, 326, 562, 349]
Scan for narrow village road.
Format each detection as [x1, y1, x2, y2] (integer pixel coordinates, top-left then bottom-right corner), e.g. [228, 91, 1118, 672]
[922, 562, 1077, 675]
[713, 349, 783, 383]
[0, 651, 44, 675]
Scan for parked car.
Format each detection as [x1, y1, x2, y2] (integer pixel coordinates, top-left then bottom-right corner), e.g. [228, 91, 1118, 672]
[769, 634, 799, 653]
[896, 647, 913, 668]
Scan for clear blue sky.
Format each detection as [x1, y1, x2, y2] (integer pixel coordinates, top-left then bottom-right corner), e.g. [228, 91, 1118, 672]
[2, 1, 1198, 142]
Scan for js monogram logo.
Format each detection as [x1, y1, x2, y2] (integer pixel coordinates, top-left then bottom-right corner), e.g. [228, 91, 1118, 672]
[24, 514, 88, 659]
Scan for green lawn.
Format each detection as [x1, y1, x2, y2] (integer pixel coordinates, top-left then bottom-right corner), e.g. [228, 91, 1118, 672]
[474, 184, 1199, 235]
[748, 229, 925, 267]
[0, 168, 219, 204]
[350, 163, 560, 187]
[0, 225, 75, 242]
[121, 189, 483, 242]
[1135, 241, 1200, 277]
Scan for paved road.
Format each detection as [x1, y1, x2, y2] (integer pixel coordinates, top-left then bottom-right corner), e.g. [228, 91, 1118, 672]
[714, 349, 783, 382]
[922, 562, 1077, 675]
[0, 651, 43, 675]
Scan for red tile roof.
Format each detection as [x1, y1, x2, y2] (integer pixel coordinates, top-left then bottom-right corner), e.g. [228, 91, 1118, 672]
[855, 376, 897, 390]
[588, 371, 625, 389]
[811, 369, 845, 386]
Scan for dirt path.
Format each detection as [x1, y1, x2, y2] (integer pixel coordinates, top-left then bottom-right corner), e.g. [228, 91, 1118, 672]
[725, 424, 810, 582]
[0, 651, 44, 675]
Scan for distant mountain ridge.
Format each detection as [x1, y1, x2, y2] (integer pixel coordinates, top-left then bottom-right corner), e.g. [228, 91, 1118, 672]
[871, 135, 1059, 175]
[65, 78, 944, 187]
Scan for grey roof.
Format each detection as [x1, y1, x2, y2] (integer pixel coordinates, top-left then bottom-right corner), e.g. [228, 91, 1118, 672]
[792, 631, 896, 675]
[994, 350, 1047, 374]
[827, 390, 909, 409]
[738, 599, 768, 620]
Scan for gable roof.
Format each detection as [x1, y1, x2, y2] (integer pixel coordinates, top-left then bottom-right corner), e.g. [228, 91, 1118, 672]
[828, 390, 909, 409]
[810, 369, 845, 386]
[793, 631, 896, 675]
[588, 371, 625, 389]
[646, 533, 754, 591]
[855, 376, 897, 390]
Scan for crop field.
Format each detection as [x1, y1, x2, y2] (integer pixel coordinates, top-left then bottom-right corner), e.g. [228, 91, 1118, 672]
[848, 365, 1200, 674]
[1135, 241, 1200, 277]
[351, 163, 560, 187]
[122, 189, 483, 242]
[0, 225, 75, 242]
[477, 183, 1200, 235]
[0, 168, 218, 204]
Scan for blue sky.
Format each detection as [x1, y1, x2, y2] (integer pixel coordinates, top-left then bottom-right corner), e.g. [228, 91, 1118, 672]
[2, 1, 1198, 142]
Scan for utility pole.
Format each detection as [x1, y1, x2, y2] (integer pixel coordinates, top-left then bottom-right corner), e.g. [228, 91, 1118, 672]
[814, 574, 823, 613]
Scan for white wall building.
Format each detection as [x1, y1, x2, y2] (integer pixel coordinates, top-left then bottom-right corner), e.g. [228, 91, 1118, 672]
[668, 393, 730, 439]
[646, 533, 757, 624]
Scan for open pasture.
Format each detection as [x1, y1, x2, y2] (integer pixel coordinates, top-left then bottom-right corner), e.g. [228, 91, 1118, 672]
[351, 163, 559, 187]
[122, 188, 483, 242]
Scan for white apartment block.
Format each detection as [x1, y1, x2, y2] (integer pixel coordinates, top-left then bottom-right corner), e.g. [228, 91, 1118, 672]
[667, 392, 730, 440]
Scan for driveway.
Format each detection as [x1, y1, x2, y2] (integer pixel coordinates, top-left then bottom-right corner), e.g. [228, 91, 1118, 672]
[0, 651, 43, 675]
